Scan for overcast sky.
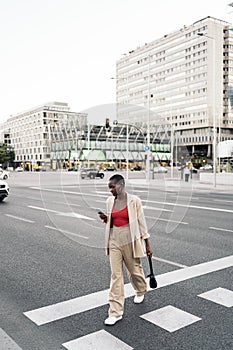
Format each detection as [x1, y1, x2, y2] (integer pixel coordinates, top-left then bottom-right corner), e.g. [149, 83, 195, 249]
[0, 0, 232, 123]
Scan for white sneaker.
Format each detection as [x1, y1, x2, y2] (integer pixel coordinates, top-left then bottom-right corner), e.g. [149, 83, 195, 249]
[134, 295, 145, 304]
[104, 316, 122, 326]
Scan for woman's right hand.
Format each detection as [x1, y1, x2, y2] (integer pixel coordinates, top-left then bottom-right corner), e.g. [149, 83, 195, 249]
[98, 212, 108, 223]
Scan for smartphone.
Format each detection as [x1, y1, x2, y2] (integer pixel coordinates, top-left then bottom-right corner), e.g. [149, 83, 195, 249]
[97, 209, 105, 214]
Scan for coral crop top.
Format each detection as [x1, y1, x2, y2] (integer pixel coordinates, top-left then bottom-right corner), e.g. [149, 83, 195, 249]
[111, 206, 129, 227]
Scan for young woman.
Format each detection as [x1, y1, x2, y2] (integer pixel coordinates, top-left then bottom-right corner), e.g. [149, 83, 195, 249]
[98, 174, 152, 326]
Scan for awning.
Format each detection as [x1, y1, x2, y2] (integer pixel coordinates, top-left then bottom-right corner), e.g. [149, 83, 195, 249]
[152, 152, 171, 160]
[105, 151, 115, 160]
[80, 150, 106, 161]
[122, 151, 134, 160]
[114, 151, 125, 160]
[70, 150, 81, 159]
[131, 151, 140, 160]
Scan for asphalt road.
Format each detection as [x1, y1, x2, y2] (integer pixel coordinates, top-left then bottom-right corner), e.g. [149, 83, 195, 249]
[0, 172, 232, 350]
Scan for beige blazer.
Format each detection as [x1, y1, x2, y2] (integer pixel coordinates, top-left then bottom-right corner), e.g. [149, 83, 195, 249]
[105, 193, 150, 258]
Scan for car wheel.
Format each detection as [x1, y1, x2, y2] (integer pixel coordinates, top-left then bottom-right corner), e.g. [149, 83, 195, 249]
[3, 175, 8, 180]
[90, 174, 95, 179]
[100, 174, 104, 179]
[0, 197, 4, 202]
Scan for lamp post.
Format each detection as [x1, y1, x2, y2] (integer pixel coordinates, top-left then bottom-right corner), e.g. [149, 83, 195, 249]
[113, 120, 129, 180]
[146, 54, 151, 182]
[197, 33, 216, 187]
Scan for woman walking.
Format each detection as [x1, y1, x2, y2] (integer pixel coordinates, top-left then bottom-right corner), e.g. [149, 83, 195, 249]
[98, 174, 152, 326]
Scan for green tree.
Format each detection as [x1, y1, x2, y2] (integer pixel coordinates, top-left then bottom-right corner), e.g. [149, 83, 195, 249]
[0, 143, 15, 166]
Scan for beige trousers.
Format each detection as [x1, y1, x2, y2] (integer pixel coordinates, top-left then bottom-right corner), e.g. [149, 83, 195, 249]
[108, 225, 147, 317]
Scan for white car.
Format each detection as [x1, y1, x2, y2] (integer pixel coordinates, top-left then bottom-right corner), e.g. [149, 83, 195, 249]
[200, 164, 212, 170]
[153, 165, 168, 173]
[15, 166, 24, 172]
[0, 179, 9, 202]
[0, 168, 10, 180]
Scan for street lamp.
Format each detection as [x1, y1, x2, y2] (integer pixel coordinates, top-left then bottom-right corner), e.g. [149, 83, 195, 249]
[197, 32, 217, 187]
[146, 54, 151, 182]
[113, 120, 129, 180]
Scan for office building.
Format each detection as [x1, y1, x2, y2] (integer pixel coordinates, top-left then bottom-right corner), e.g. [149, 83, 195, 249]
[116, 16, 233, 159]
[0, 102, 87, 169]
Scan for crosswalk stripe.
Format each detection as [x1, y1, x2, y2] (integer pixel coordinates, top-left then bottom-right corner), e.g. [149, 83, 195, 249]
[0, 328, 24, 350]
[62, 330, 133, 350]
[140, 305, 201, 332]
[23, 254, 233, 326]
[198, 287, 233, 307]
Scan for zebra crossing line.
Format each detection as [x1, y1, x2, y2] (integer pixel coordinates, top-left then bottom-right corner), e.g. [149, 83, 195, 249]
[23, 255, 233, 349]
[23, 254, 233, 326]
[63, 285, 233, 349]
[62, 330, 133, 350]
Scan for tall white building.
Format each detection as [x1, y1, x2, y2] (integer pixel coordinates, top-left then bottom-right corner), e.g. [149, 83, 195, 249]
[116, 16, 233, 158]
[0, 102, 87, 169]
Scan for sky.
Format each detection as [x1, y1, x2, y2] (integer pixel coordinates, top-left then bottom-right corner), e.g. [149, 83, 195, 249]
[0, 0, 232, 124]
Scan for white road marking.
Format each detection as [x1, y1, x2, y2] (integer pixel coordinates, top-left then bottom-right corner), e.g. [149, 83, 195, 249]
[30, 187, 108, 198]
[24, 196, 42, 201]
[146, 215, 188, 225]
[23, 254, 233, 326]
[143, 205, 173, 212]
[56, 212, 95, 220]
[45, 226, 89, 240]
[213, 199, 233, 204]
[152, 256, 187, 268]
[28, 205, 95, 221]
[132, 190, 148, 193]
[0, 328, 24, 350]
[198, 287, 233, 307]
[28, 205, 57, 213]
[95, 191, 111, 194]
[144, 199, 233, 214]
[140, 306, 201, 333]
[4, 214, 34, 223]
[33, 187, 223, 217]
[62, 330, 133, 350]
[169, 195, 199, 200]
[209, 227, 233, 233]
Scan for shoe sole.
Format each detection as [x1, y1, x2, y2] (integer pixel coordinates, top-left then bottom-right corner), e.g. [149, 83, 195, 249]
[104, 316, 122, 326]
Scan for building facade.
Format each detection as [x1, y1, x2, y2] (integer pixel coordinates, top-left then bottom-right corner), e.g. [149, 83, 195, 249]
[0, 102, 87, 170]
[116, 16, 233, 159]
[50, 120, 171, 169]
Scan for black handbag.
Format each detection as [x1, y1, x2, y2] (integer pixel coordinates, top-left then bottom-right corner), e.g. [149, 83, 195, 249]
[147, 255, 157, 289]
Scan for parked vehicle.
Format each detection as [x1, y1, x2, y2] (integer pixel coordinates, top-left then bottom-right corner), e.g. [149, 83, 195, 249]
[153, 165, 168, 173]
[104, 166, 116, 171]
[131, 165, 142, 171]
[15, 167, 24, 172]
[81, 168, 105, 179]
[0, 180, 9, 202]
[200, 164, 212, 170]
[190, 167, 198, 174]
[67, 166, 78, 171]
[0, 168, 10, 180]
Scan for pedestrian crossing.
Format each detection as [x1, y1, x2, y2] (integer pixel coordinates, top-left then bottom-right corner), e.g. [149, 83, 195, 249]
[22, 256, 233, 349]
[62, 330, 133, 350]
[24, 255, 233, 325]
